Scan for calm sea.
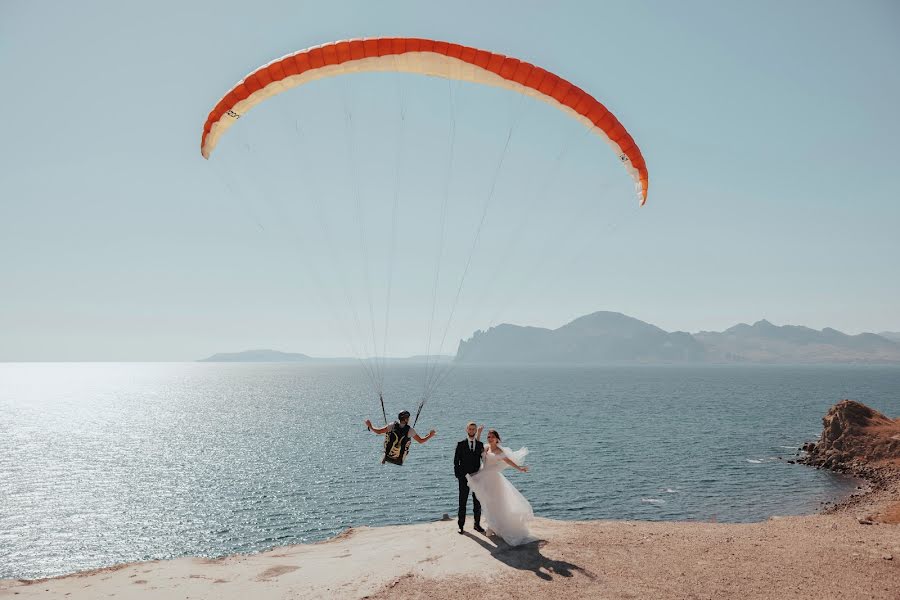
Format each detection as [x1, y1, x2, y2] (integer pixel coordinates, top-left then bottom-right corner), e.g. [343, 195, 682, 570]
[2, 363, 899, 579]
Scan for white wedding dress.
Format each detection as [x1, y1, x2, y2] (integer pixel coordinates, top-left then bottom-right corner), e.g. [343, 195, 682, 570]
[465, 446, 535, 546]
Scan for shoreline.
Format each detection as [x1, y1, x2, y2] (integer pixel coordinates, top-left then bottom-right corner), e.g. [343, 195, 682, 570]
[4, 478, 897, 599]
[3, 400, 899, 599]
[2, 452, 868, 583]
[0, 466, 870, 581]
[3, 506, 898, 599]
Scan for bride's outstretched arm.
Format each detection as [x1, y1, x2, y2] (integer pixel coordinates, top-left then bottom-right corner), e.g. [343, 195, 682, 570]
[476, 425, 483, 440]
[502, 456, 529, 472]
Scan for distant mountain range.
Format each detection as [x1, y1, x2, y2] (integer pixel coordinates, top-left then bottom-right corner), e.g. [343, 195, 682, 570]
[200, 314, 900, 365]
[694, 320, 900, 364]
[455, 312, 900, 365]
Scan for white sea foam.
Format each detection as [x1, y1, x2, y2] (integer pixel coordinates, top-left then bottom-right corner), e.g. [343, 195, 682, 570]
[746, 459, 764, 464]
[641, 498, 666, 504]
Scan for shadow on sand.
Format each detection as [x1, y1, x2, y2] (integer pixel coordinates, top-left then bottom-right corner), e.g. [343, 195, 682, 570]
[462, 532, 596, 581]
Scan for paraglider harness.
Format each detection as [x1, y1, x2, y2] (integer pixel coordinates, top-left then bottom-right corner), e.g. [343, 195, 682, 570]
[382, 421, 412, 466]
[377, 398, 426, 466]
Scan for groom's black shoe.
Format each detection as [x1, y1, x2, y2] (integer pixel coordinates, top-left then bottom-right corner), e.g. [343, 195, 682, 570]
[473, 524, 486, 534]
[458, 526, 464, 535]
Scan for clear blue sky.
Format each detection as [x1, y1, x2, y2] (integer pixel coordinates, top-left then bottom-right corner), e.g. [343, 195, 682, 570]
[1, 0, 898, 361]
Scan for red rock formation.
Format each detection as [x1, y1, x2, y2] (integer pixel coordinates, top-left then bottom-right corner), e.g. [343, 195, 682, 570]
[801, 399, 900, 473]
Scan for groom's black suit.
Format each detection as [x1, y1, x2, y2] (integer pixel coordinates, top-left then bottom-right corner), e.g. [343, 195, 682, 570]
[454, 438, 484, 530]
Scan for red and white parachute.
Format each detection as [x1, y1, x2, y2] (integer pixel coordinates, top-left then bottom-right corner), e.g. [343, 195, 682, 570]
[201, 37, 648, 204]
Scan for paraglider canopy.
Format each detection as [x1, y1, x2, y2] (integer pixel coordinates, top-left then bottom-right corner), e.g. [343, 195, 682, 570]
[201, 37, 649, 204]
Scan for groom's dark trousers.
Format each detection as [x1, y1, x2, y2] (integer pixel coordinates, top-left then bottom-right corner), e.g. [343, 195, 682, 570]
[454, 438, 484, 529]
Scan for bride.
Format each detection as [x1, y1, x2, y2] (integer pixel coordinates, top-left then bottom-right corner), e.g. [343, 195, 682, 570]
[465, 428, 535, 545]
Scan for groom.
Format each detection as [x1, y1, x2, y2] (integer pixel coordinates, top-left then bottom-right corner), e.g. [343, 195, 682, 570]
[453, 421, 485, 535]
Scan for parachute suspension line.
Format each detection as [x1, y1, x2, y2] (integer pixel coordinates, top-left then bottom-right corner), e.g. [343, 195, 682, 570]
[484, 181, 637, 329]
[431, 195, 627, 393]
[308, 186, 379, 389]
[243, 108, 381, 387]
[379, 392, 388, 426]
[423, 92, 527, 398]
[428, 123, 595, 392]
[251, 96, 378, 390]
[412, 397, 426, 428]
[210, 130, 374, 385]
[213, 130, 272, 234]
[421, 79, 457, 405]
[211, 157, 266, 234]
[378, 80, 405, 395]
[456, 129, 579, 322]
[439, 179, 639, 393]
[480, 137, 630, 334]
[341, 78, 383, 394]
[286, 119, 380, 388]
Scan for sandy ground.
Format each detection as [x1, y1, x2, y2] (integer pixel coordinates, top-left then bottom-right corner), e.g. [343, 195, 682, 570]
[3, 493, 899, 600]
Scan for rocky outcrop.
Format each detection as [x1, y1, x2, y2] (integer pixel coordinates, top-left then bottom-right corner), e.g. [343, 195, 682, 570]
[800, 400, 900, 481]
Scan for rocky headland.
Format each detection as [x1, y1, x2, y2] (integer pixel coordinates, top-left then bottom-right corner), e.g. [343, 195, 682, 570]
[799, 399, 900, 524]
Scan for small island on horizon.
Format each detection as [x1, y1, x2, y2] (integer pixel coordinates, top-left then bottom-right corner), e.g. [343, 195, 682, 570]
[199, 349, 453, 364]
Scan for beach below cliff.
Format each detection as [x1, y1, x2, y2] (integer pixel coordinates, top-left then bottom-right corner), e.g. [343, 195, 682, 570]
[3, 400, 899, 600]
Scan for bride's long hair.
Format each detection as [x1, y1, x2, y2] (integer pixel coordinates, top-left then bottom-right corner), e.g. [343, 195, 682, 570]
[487, 429, 501, 442]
